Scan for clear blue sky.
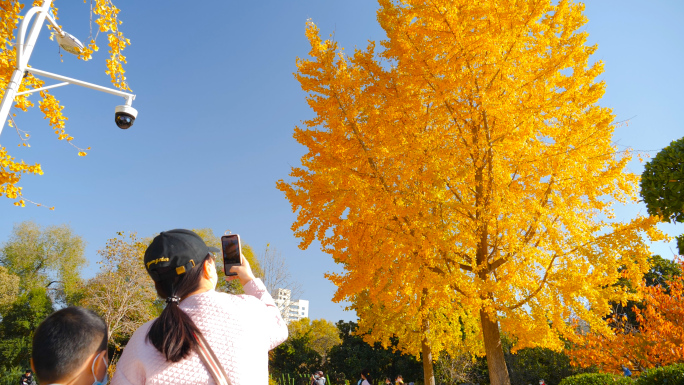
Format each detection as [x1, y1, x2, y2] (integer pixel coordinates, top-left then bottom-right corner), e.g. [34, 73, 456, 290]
[0, 1, 682, 324]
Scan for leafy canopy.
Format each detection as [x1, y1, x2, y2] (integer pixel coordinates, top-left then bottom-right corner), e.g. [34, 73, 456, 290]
[639, 136, 684, 256]
[278, 2, 664, 380]
[81, 231, 157, 347]
[640, 136, 684, 224]
[0, 287, 54, 375]
[0, 220, 86, 306]
[288, 318, 342, 361]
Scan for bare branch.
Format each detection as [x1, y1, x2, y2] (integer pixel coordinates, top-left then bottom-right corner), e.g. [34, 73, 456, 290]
[258, 245, 303, 301]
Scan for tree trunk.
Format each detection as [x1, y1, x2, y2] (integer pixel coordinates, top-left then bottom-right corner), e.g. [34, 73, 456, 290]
[421, 327, 436, 385]
[420, 289, 436, 385]
[480, 309, 511, 385]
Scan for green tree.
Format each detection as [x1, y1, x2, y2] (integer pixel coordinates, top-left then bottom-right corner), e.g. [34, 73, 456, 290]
[505, 345, 591, 385]
[288, 318, 342, 365]
[0, 221, 86, 306]
[643, 255, 681, 289]
[0, 286, 53, 375]
[640, 136, 684, 255]
[269, 318, 341, 381]
[0, 221, 87, 378]
[270, 324, 321, 381]
[0, 266, 19, 312]
[435, 336, 591, 385]
[81, 232, 157, 348]
[641, 136, 684, 224]
[326, 321, 423, 383]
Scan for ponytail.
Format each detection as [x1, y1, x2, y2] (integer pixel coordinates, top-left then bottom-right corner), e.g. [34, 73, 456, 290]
[146, 254, 213, 362]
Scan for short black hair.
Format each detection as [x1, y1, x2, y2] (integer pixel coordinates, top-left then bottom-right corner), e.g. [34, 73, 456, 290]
[32, 307, 107, 384]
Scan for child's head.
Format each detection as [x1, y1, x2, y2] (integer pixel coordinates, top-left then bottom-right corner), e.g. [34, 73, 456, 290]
[31, 307, 108, 384]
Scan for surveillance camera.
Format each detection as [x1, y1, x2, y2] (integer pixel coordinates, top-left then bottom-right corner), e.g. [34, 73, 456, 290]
[115, 105, 138, 129]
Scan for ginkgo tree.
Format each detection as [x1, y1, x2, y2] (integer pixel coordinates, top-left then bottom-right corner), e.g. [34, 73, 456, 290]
[278, 1, 664, 384]
[0, 0, 130, 207]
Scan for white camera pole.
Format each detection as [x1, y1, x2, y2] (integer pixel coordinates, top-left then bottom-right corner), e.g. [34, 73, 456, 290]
[0, 0, 136, 137]
[0, 0, 53, 137]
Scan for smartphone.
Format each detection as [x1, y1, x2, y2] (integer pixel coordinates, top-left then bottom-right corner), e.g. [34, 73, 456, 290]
[221, 234, 242, 276]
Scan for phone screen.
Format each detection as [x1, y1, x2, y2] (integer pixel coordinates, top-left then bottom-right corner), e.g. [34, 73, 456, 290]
[221, 235, 241, 276]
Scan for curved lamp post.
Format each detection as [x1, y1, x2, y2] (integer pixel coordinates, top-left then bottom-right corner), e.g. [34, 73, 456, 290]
[0, 0, 137, 136]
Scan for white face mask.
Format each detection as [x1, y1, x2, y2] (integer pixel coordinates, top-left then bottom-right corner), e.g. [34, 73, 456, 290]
[91, 351, 109, 385]
[208, 260, 219, 289]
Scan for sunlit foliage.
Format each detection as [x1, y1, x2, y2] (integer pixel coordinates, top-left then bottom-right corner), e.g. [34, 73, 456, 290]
[278, 1, 664, 383]
[570, 259, 684, 375]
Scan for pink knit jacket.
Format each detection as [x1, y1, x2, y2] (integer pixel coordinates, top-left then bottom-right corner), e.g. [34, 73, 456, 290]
[111, 279, 288, 385]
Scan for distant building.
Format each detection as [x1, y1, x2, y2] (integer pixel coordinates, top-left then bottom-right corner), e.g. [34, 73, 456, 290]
[274, 288, 309, 323]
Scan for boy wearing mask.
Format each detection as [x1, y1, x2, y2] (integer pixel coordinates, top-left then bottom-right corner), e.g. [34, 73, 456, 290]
[31, 307, 109, 385]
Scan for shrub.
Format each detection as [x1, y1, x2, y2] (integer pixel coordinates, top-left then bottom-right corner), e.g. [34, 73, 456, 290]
[0, 367, 25, 385]
[635, 363, 684, 385]
[559, 372, 633, 385]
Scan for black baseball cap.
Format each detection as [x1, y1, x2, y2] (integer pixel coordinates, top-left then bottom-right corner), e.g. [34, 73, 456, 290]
[144, 229, 219, 282]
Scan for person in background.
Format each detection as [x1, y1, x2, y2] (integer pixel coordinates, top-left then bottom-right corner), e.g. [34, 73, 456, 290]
[384, 377, 392, 384]
[395, 374, 404, 385]
[310, 370, 326, 385]
[30, 307, 109, 385]
[20, 369, 36, 385]
[360, 369, 372, 385]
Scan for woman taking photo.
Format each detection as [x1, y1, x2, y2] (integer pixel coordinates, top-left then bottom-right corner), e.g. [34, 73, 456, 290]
[112, 229, 288, 385]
